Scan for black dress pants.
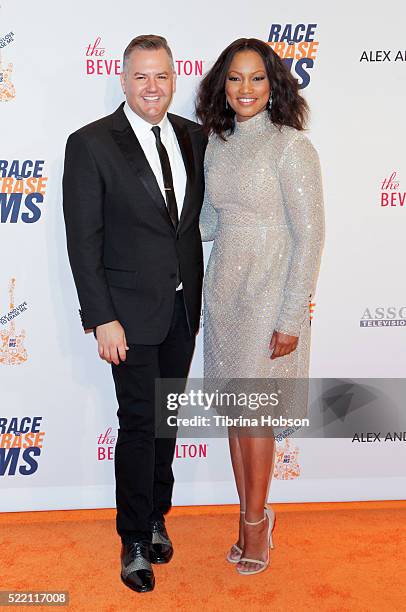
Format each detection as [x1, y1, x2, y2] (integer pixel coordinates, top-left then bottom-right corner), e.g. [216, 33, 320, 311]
[111, 291, 195, 544]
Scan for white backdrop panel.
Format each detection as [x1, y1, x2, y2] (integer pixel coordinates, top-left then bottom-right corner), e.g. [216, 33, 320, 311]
[1, 0, 405, 511]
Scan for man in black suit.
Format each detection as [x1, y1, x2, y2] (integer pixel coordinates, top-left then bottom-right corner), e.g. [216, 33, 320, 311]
[62, 35, 205, 593]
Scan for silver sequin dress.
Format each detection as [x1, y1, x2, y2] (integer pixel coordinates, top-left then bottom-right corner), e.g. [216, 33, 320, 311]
[200, 111, 324, 417]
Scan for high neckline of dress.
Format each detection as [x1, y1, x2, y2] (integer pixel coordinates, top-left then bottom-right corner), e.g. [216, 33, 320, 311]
[233, 109, 270, 135]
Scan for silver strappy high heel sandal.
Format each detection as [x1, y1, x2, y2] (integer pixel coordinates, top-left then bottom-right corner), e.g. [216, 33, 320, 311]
[226, 510, 245, 563]
[236, 507, 275, 576]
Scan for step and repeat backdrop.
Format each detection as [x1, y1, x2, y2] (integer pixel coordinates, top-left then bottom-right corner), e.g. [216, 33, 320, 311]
[1, 0, 405, 511]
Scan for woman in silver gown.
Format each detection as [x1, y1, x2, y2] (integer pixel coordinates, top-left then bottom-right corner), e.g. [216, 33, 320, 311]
[196, 39, 324, 575]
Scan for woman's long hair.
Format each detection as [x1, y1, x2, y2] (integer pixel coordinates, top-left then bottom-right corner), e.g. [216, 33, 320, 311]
[195, 38, 308, 138]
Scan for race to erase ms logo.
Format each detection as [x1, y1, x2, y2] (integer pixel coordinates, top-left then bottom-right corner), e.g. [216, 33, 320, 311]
[85, 36, 204, 77]
[273, 437, 301, 480]
[380, 172, 406, 208]
[0, 416, 45, 476]
[0, 278, 28, 366]
[0, 30, 16, 102]
[309, 296, 316, 324]
[267, 23, 319, 89]
[0, 159, 48, 223]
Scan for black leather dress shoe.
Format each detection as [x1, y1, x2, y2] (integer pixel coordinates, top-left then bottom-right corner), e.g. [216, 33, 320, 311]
[149, 520, 174, 564]
[120, 541, 155, 593]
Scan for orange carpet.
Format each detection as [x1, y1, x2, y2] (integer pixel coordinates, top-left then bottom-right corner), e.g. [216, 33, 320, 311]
[1, 501, 405, 611]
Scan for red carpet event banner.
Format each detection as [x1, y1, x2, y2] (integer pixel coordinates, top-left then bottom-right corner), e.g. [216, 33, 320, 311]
[1, 0, 405, 511]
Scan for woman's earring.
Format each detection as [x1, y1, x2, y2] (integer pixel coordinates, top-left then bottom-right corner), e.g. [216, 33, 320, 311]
[268, 94, 273, 110]
[225, 98, 229, 110]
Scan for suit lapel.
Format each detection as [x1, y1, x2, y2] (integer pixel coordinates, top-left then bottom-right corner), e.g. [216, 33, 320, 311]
[110, 104, 174, 230]
[168, 113, 195, 230]
[110, 104, 196, 232]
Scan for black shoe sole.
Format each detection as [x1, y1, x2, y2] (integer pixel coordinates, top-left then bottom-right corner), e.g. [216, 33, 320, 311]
[120, 575, 155, 593]
[150, 549, 174, 564]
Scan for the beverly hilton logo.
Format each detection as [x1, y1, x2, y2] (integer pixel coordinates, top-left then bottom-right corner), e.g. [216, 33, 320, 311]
[85, 37, 121, 76]
[273, 437, 300, 479]
[380, 171, 406, 208]
[0, 278, 28, 366]
[0, 30, 16, 102]
[85, 37, 203, 77]
[267, 24, 319, 89]
[97, 427, 208, 461]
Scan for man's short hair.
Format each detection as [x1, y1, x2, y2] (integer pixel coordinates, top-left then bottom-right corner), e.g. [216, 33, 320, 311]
[123, 35, 174, 71]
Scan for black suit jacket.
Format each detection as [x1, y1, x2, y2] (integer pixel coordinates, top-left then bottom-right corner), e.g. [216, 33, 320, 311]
[62, 103, 206, 344]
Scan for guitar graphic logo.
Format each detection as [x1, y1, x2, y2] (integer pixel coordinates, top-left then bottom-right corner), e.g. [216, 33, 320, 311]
[0, 30, 16, 103]
[0, 13, 16, 103]
[273, 437, 301, 479]
[0, 278, 28, 365]
[0, 59, 15, 102]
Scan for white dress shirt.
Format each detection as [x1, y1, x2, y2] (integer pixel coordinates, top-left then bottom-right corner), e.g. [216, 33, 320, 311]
[123, 102, 187, 217]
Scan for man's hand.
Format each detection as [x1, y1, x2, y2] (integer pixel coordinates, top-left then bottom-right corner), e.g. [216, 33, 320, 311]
[269, 330, 298, 360]
[95, 320, 129, 365]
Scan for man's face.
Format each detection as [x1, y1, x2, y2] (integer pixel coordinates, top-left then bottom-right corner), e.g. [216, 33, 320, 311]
[120, 48, 176, 124]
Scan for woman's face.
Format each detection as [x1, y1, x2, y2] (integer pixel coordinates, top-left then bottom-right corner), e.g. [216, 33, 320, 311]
[225, 50, 271, 122]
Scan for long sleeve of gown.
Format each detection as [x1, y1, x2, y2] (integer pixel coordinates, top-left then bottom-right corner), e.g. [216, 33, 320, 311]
[275, 134, 325, 337]
[199, 159, 218, 242]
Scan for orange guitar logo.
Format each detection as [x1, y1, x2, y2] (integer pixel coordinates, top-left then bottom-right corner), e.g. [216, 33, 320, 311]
[0, 30, 16, 102]
[0, 60, 15, 102]
[273, 437, 301, 479]
[0, 278, 28, 365]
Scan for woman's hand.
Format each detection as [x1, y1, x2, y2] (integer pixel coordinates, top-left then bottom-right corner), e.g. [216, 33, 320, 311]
[269, 330, 298, 360]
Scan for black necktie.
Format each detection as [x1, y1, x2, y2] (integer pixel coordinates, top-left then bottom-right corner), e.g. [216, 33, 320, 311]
[151, 126, 179, 229]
